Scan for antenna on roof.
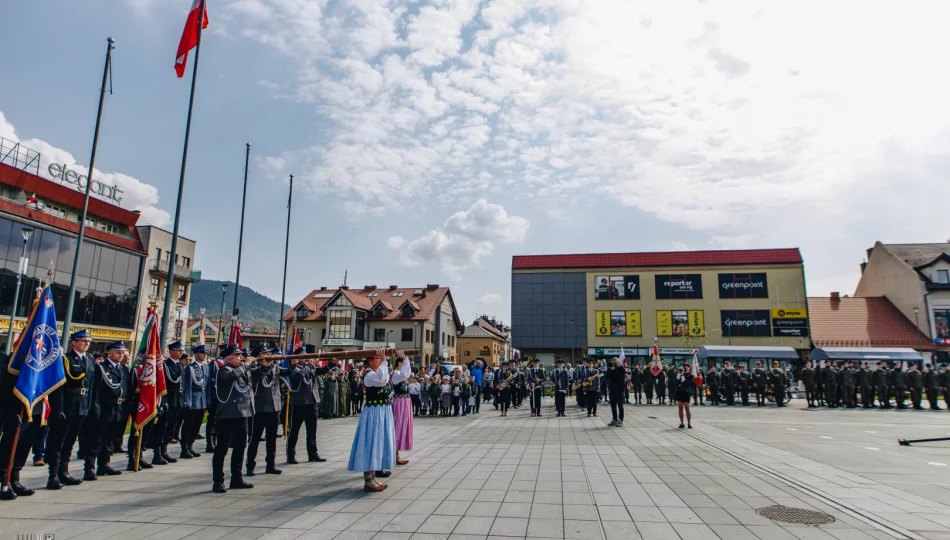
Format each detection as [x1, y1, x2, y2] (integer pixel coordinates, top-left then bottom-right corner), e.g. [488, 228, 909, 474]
[343, 268, 348, 288]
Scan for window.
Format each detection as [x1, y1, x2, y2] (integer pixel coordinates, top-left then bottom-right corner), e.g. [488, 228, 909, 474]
[442, 333, 446, 346]
[392, 292, 405, 297]
[321, 328, 326, 339]
[401, 328, 413, 342]
[938, 270, 949, 284]
[182, 256, 191, 268]
[328, 310, 351, 339]
[355, 311, 366, 340]
[935, 310, 950, 341]
[464, 350, 471, 357]
[374, 329, 386, 341]
[155, 248, 162, 261]
[296, 306, 311, 319]
[177, 284, 187, 302]
[480, 346, 491, 355]
[84, 217, 96, 228]
[367, 292, 379, 297]
[150, 278, 160, 297]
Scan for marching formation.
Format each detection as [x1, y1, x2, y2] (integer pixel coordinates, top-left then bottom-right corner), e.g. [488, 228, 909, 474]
[798, 360, 950, 410]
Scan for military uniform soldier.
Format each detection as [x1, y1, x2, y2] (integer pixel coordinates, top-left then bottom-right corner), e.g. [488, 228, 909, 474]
[631, 364, 643, 404]
[286, 349, 331, 464]
[874, 362, 889, 408]
[841, 361, 856, 409]
[752, 362, 768, 406]
[211, 345, 254, 493]
[769, 361, 787, 407]
[586, 362, 600, 417]
[721, 362, 736, 406]
[640, 364, 654, 404]
[82, 342, 129, 480]
[924, 364, 941, 410]
[706, 367, 721, 405]
[737, 365, 751, 406]
[180, 345, 209, 459]
[907, 364, 924, 410]
[126, 349, 154, 471]
[527, 360, 545, 417]
[820, 362, 836, 408]
[552, 360, 569, 417]
[856, 362, 872, 408]
[890, 362, 907, 409]
[801, 362, 817, 407]
[0, 351, 44, 500]
[46, 330, 97, 490]
[247, 344, 288, 476]
[152, 341, 186, 466]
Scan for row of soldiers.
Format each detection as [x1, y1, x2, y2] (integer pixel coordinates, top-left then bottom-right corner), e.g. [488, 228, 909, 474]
[0, 331, 341, 498]
[799, 361, 950, 410]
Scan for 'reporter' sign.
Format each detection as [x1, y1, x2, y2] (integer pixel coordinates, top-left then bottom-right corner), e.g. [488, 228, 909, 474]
[654, 274, 703, 299]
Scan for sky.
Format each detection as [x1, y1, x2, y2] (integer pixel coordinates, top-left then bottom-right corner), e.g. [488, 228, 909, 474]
[2, 0, 949, 326]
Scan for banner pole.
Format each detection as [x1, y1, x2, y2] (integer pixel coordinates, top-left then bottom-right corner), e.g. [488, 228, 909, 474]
[0, 406, 25, 496]
[134, 430, 143, 473]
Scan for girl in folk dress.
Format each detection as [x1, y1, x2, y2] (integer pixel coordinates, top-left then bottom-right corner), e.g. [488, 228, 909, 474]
[347, 351, 396, 492]
[391, 353, 414, 465]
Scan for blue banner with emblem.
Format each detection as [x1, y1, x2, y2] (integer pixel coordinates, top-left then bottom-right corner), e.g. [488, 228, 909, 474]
[6, 285, 66, 420]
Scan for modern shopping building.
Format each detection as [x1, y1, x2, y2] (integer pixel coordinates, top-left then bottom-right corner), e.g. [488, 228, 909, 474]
[284, 284, 462, 365]
[511, 249, 811, 367]
[0, 137, 147, 350]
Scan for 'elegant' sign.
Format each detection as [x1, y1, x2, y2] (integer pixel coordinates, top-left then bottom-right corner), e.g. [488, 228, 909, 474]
[48, 163, 124, 205]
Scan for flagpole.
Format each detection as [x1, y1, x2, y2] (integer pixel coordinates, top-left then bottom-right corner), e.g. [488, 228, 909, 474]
[277, 174, 293, 346]
[134, 429, 143, 472]
[232, 143, 250, 319]
[61, 37, 115, 345]
[160, 0, 206, 345]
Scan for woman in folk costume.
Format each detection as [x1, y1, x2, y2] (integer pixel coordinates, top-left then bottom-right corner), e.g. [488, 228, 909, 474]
[348, 350, 396, 492]
[390, 353, 413, 465]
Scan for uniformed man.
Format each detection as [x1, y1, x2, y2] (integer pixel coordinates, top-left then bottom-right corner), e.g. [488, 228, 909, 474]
[721, 361, 736, 406]
[586, 359, 600, 417]
[631, 364, 643, 404]
[45, 330, 97, 490]
[151, 341, 185, 466]
[857, 362, 872, 408]
[527, 359, 544, 417]
[286, 348, 331, 464]
[247, 344, 287, 476]
[512, 362, 525, 409]
[841, 361, 856, 409]
[126, 348, 154, 471]
[640, 363, 654, 404]
[606, 357, 626, 427]
[769, 361, 787, 407]
[706, 366, 720, 405]
[924, 364, 941, 411]
[575, 359, 588, 408]
[0, 350, 42, 500]
[211, 345, 254, 493]
[941, 365, 950, 410]
[890, 362, 907, 409]
[751, 361, 767, 406]
[180, 345, 209, 459]
[820, 361, 836, 408]
[81, 342, 128, 480]
[801, 361, 817, 407]
[737, 365, 751, 406]
[874, 362, 889, 409]
[907, 363, 924, 410]
[552, 359, 569, 417]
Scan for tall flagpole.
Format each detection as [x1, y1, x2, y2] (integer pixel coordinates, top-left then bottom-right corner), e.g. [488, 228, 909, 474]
[277, 174, 294, 348]
[232, 143, 250, 319]
[160, 0, 206, 345]
[61, 37, 115, 345]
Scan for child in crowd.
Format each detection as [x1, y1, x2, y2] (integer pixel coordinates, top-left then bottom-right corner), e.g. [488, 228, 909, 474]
[460, 376, 472, 416]
[440, 377, 452, 416]
[408, 376, 422, 416]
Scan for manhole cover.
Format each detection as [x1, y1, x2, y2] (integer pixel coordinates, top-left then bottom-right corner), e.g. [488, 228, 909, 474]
[755, 505, 835, 525]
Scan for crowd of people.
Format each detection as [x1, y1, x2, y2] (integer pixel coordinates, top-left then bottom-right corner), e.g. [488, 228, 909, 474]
[798, 360, 950, 410]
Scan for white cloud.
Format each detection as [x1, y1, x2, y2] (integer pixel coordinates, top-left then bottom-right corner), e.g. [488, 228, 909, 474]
[389, 200, 528, 279]
[478, 293, 504, 305]
[0, 111, 171, 226]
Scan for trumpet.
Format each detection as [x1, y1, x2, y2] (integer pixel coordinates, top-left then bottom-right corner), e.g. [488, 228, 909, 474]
[572, 373, 599, 390]
[497, 373, 515, 390]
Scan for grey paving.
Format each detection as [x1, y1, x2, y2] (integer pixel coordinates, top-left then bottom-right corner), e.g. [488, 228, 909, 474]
[3, 399, 950, 539]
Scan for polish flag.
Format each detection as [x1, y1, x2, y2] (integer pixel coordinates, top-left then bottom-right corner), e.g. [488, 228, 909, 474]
[175, 0, 209, 78]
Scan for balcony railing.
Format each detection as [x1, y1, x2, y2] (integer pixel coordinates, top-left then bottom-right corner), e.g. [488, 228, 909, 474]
[150, 258, 201, 282]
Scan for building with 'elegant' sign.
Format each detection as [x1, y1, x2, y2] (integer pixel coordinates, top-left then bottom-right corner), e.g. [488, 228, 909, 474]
[511, 248, 811, 367]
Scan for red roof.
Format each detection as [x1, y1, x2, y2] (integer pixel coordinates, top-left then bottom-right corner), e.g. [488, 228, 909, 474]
[0, 197, 144, 253]
[285, 286, 461, 327]
[808, 296, 934, 350]
[512, 248, 803, 270]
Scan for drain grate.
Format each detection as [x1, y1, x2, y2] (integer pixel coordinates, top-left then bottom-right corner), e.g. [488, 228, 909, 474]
[756, 505, 836, 525]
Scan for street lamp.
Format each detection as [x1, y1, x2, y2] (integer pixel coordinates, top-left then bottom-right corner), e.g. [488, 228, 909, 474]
[6, 227, 33, 353]
[914, 307, 922, 362]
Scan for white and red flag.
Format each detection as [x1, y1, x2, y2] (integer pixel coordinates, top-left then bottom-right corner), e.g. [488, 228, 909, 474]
[650, 345, 662, 376]
[174, 0, 209, 78]
[691, 349, 703, 386]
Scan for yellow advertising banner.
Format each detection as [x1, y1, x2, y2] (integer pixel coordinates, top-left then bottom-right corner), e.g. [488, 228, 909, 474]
[772, 308, 807, 319]
[595, 310, 611, 337]
[0, 319, 132, 340]
[688, 310, 705, 337]
[656, 311, 672, 337]
[625, 311, 642, 336]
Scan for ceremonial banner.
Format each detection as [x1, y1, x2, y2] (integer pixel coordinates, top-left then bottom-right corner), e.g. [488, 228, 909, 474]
[7, 285, 65, 421]
[133, 308, 167, 430]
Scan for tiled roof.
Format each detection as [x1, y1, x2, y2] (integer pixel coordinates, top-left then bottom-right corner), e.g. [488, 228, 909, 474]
[459, 324, 505, 340]
[883, 243, 950, 269]
[512, 248, 803, 270]
[807, 296, 934, 350]
[285, 286, 459, 325]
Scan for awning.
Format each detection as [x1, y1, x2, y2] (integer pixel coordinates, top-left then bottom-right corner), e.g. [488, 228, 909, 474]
[698, 345, 800, 361]
[809, 347, 923, 362]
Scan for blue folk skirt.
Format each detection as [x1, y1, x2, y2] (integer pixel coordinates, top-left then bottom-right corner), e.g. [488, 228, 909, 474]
[347, 404, 397, 472]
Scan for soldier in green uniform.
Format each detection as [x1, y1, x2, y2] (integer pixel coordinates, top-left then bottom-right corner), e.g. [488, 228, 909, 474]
[752, 361, 768, 407]
[890, 362, 907, 409]
[737, 365, 751, 406]
[706, 367, 720, 406]
[721, 361, 736, 406]
[874, 362, 889, 408]
[924, 364, 941, 410]
[820, 361, 836, 408]
[841, 361, 856, 409]
[907, 363, 924, 410]
[801, 361, 817, 407]
[769, 361, 787, 407]
[857, 362, 872, 408]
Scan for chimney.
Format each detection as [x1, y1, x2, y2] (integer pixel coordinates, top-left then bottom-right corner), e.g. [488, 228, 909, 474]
[364, 285, 377, 291]
[426, 284, 439, 290]
[860, 260, 867, 274]
[341, 285, 349, 290]
[830, 292, 840, 301]
[320, 286, 327, 291]
[389, 285, 398, 290]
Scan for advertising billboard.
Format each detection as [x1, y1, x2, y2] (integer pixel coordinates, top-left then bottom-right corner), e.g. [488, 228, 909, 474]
[657, 310, 705, 337]
[596, 310, 641, 336]
[718, 273, 769, 299]
[594, 275, 640, 300]
[655, 274, 703, 299]
[721, 310, 772, 337]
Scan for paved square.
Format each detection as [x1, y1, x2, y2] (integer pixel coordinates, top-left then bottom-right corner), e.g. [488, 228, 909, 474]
[3, 399, 950, 540]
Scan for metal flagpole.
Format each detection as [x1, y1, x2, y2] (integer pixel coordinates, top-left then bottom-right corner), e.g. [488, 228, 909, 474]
[232, 143, 250, 318]
[277, 174, 293, 346]
[160, 0, 206, 345]
[61, 37, 115, 344]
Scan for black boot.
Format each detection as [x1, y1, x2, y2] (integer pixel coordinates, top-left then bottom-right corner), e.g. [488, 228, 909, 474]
[83, 458, 98, 481]
[265, 465, 282, 475]
[188, 445, 201, 458]
[152, 448, 168, 466]
[212, 482, 227, 493]
[0, 471, 14, 500]
[246, 466, 256, 477]
[180, 445, 194, 459]
[59, 462, 82, 486]
[162, 444, 178, 463]
[11, 470, 33, 497]
[46, 470, 62, 490]
[229, 475, 254, 489]
[97, 464, 122, 476]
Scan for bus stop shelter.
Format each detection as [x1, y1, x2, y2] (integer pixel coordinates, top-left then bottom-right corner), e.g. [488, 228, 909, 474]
[809, 347, 923, 365]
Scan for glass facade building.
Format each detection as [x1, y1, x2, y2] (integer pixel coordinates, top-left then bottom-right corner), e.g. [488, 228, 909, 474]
[511, 272, 588, 351]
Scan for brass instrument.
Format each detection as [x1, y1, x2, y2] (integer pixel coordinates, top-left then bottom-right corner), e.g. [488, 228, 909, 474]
[497, 373, 515, 390]
[572, 373, 599, 390]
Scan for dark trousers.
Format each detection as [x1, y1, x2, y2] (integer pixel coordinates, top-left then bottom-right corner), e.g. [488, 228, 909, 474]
[643, 385, 653, 403]
[755, 388, 766, 406]
[824, 384, 836, 406]
[894, 386, 906, 407]
[633, 384, 642, 404]
[84, 420, 123, 469]
[474, 387, 481, 412]
[878, 385, 890, 407]
[576, 389, 585, 406]
[774, 386, 785, 406]
[46, 413, 86, 475]
[205, 403, 217, 449]
[33, 423, 48, 461]
[212, 417, 248, 484]
[160, 406, 182, 447]
[861, 386, 873, 407]
[247, 411, 279, 470]
[531, 388, 542, 413]
[911, 388, 923, 409]
[586, 391, 598, 415]
[410, 395, 421, 415]
[805, 385, 817, 405]
[943, 388, 950, 410]
[610, 398, 624, 422]
[708, 387, 719, 405]
[926, 388, 940, 410]
[127, 423, 152, 465]
[180, 409, 204, 448]
[287, 404, 317, 460]
[724, 388, 735, 406]
[499, 390, 510, 414]
[843, 386, 855, 408]
[555, 392, 566, 415]
[0, 410, 35, 473]
[740, 388, 750, 406]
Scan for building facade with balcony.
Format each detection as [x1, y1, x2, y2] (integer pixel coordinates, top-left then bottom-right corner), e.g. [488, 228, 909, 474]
[133, 226, 200, 346]
[284, 284, 462, 366]
[457, 316, 513, 367]
[0, 139, 148, 351]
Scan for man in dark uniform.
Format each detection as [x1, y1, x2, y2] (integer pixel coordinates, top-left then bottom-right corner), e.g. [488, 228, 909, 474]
[212, 345, 254, 493]
[151, 341, 185, 465]
[924, 364, 941, 410]
[841, 361, 856, 409]
[752, 361, 768, 406]
[586, 359, 600, 417]
[857, 362, 872, 408]
[721, 361, 736, 406]
[820, 361, 836, 408]
[247, 344, 287, 476]
[666, 364, 676, 406]
[941, 365, 950, 411]
[81, 342, 128, 480]
[631, 364, 643, 404]
[769, 361, 787, 407]
[606, 357, 626, 427]
[552, 360, 569, 417]
[801, 361, 817, 407]
[907, 363, 924, 410]
[180, 345, 209, 459]
[641, 363, 654, 404]
[512, 363, 525, 409]
[527, 359, 544, 417]
[575, 359, 589, 408]
[737, 365, 751, 406]
[0, 349, 43, 500]
[126, 348, 154, 471]
[286, 348, 330, 464]
[45, 330, 97, 490]
[874, 362, 890, 409]
[706, 366, 720, 405]
[890, 362, 907, 409]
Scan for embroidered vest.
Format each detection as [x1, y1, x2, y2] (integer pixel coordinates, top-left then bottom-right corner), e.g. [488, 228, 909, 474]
[393, 381, 409, 397]
[365, 384, 392, 406]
